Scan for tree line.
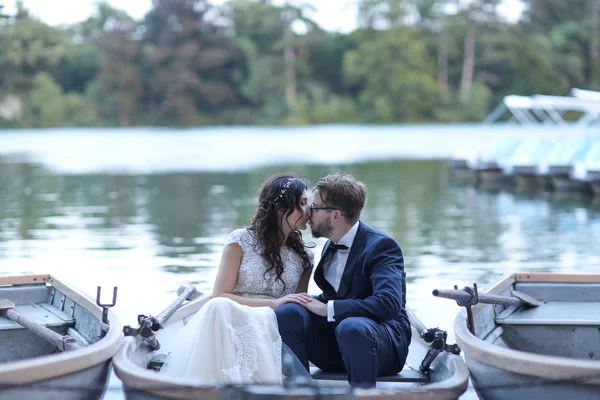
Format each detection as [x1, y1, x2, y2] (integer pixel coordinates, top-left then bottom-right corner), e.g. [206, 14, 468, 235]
[0, 0, 599, 128]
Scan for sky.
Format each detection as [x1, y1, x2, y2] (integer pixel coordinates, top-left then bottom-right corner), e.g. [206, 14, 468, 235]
[3, 0, 525, 32]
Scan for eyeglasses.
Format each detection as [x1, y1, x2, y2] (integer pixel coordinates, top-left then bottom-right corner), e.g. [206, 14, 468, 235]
[309, 203, 337, 213]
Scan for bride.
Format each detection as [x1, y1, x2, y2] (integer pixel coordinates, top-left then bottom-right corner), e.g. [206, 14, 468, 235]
[159, 174, 314, 385]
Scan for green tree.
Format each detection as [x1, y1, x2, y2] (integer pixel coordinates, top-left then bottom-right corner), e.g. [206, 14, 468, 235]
[222, 0, 323, 123]
[50, 43, 101, 93]
[224, 0, 289, 122]
[0, 15, 70, 95]
[413, 0, 454, 93]
[521, 0, 590, 30]
[521, 0, 597, 88]
[76, 1, 137, 41]
[283, 84, 358, 124]
[22, 72, 66, 127]
[96, 26, 143, 126]
[344, 27, 439, 122]
[20, 72, 99, 127]
[357, 0, 410, 29]
[479, 28, 567, 98]
[453, 0, 501, 100]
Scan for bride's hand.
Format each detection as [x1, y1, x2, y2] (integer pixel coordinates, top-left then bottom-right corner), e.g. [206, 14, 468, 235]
[271, 293, 313, 309]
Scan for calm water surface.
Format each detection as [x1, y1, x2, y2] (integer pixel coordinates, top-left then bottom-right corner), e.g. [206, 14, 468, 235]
[1, 126, 598, 398]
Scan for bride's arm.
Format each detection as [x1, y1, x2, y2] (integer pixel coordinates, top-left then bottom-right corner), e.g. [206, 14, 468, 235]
[212, 244, 312, 309]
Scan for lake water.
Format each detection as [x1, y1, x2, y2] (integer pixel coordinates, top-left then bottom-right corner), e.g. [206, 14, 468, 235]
[1, 124, 598, 399]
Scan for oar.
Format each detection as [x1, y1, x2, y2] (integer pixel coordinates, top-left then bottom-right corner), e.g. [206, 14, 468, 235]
[432, 285, 541, 336]
[432, 288, 541, 308]
[122, 285, 198, 351]
[154, 285, 197, 329]
[0, 299, 81, 352]
[406, 307, 427, 335]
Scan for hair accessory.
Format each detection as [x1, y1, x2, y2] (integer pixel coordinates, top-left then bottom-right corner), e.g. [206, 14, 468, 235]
[269, 177, 294, 206]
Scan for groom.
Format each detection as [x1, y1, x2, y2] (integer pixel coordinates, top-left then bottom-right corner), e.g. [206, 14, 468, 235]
[275, 173, 411, 388]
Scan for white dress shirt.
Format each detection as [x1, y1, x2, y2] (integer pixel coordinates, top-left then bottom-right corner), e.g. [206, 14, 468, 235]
[325, 221, 360, 322]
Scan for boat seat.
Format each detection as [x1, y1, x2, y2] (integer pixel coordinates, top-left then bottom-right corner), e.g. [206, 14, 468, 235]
[495, 301, 600, 326]
[0, 303, 75, 331]
[148, 353, 167, 370]
[310, 366, 429, 383]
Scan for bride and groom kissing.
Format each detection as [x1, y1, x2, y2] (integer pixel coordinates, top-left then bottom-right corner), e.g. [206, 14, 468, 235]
[159, 173, 411, 389]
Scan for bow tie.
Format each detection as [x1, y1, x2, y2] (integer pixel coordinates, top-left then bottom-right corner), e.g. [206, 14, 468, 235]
[327, 243, 349, 255]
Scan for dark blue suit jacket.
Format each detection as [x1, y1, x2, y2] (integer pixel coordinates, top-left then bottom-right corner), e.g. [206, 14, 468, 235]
[314, 221, 411, 361]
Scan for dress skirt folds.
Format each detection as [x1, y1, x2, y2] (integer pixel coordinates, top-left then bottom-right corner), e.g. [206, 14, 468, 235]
[159, 297, 283, 385]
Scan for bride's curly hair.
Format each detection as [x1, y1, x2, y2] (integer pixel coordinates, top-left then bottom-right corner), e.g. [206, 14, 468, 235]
[249, 174, 312, 294]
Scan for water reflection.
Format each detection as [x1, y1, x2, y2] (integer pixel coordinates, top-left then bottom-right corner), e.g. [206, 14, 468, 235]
[1, 156, 599, 326]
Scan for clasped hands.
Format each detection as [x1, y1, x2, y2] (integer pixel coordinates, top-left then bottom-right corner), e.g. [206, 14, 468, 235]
[272, 293, 327, 316]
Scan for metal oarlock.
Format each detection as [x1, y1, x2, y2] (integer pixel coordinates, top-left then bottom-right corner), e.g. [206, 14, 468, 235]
[96, 286, 118, 338]
[453, 283, 478, 336]
[419, 327, 461, 372]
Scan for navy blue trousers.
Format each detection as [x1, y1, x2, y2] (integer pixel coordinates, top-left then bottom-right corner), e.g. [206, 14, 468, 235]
[275, 303, 405, 388]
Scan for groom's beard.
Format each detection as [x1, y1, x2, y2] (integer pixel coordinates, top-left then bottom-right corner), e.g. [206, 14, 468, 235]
[310, 218, 333, 239]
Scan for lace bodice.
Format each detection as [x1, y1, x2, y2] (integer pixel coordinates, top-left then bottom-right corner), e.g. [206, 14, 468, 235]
[227, 228, 313, 299]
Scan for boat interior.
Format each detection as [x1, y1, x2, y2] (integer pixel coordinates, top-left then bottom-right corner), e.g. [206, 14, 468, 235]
[477, 280, 600, 360]
[0, 280, 99, 362]
[130, 301, 458, 390]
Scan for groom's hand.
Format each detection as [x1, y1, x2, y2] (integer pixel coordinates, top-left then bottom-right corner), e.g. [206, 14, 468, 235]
[302, 299, 327, 317]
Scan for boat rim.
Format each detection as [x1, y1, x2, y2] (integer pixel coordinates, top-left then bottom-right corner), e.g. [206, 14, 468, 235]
[0, 274, 123, 384]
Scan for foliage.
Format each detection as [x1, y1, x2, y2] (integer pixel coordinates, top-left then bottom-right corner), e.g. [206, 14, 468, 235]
[283, 85, 359, 124]
[96, 26, 143, 127]
[0, 16, 70, 94]
[344, 27, 439, 122]
[21, 72, 100, 127]
[0, 0, 599, 127]
[143, 0, 247, 124]
[50, 43, 102, 94]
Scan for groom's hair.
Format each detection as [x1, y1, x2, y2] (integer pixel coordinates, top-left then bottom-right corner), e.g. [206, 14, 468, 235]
[314, 173, 366, 225]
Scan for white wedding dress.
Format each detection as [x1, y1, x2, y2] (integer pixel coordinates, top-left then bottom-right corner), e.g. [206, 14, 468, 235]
[158, 228, 313, 385]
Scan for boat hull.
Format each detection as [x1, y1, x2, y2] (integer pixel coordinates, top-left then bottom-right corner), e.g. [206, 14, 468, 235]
[551, 176, 588, 192]
[478, 170, 507, 188]
[0, 363, 112, 400]
[466, 355, 600, 400]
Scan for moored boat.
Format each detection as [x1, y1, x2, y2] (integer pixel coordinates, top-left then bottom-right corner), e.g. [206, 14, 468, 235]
[503, 138, 556, 189]
[572, 142, 600, 195]
[448, 149, 479, 183]
[449, 137, 522, 185]
[0, 274, 122, 400]
[471, 137, 522, 188]
[434, 272, 600, 400]
[536, 137, 593, 191]
[114, 287, 469, 400]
